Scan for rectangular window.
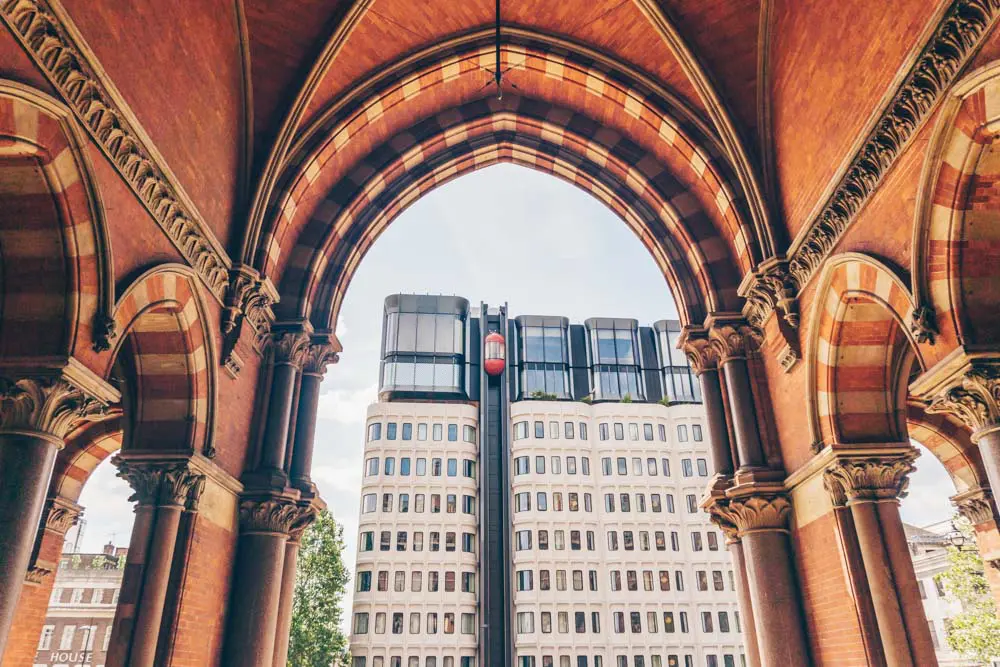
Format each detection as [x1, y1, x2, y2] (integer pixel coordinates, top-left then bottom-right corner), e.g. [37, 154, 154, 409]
[617, 457, 627, 475]
[368, 423, 381, 441]
[600, 423, 609, 441]
[387, 423, 397, 440]
[516, 492, 531, 512]
[719, 612, 730, 633]
[360, 531, 374, 551]
[687, 494, 698, 513]
[516, 530, 532, 550]
[565, 422, 575, 439]
[400, 458, 411, 476]
[677, 424, 688, 441]
[433, 423, 443, 441]
[365, 457, 379, 476]
[658, 424, 666, 441]
[536, 455, 546, 474]
[462, 495, 475, 514]
[447, 458, 458, 476]
[614, 423, 624, 440]
[448, 423, 458, 441]
[517, 570, 533, 591]
[697, 570, 708, 591]
[702, 612, 713, 632]
[602, 457, 612, 476]
[567, 457, 578, 475]
[362, 494, 377, 513]
[514, 421, 528, 439]
[580, 422, 588, 440]
[713, 570, 725, 591]
[643, 423, 654, 440]
[582, 457, 590, 475]
[537, 492, 548, 511]
[412, 571, 422, 592]
[464, 424, 476, 442]
[416, 458, 427, 475]
[515, 456, 530, 475]
[697, 458, 708, 476]
[402, 423, 413, 440]
[629, 423, 639, 440]
[549, 421, 560, 439]
[461, 613, 475, 634]
[692, 424, 703, 441]
[447, 494, 457, 513]
[462, 532, 475, 552]
[354, 613, 369, 634]
[708, 531, 719, 551]
[535, 421, 545, 438]
[38, 625, 54, 650]
[394, 571, 406, 591]
[692, 532, 703, 551]
[418, 423, 428, 440]
[517, 612, 535, 633]
[445, 532, 456, 551]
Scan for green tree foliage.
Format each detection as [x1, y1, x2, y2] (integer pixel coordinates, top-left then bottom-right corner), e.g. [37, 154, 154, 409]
[935, 517, 1000, 664]
[288, 508, 352, 667]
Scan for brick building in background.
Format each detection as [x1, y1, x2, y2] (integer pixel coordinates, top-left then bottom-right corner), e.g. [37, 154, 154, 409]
[32, 544, 127, 667]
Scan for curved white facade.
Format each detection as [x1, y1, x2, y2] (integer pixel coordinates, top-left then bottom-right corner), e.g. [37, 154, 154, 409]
[351, 402, 480, 667]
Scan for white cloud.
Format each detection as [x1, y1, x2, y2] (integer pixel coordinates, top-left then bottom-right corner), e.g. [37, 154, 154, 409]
[316, 383, 378, 424]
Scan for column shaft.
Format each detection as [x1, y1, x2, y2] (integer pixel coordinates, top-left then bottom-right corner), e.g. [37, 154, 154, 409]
[260, 363, 299, 473]
[727, 540, 760, 667]
[722, 358, 765, 468]
[830, 505, 885, 666]
[272, 539, 301, 667]
[128, 505, 183, 667]
[0, 433, 59, 654]
[290, 373, 322, 487]
[223, 532, 288, 667]
[877, 501, 939, 666]
[700, 369, 734, 475]
[848, 500, 912, 666]
[740, 530, 810, 666]
[106, 505, 156, 667]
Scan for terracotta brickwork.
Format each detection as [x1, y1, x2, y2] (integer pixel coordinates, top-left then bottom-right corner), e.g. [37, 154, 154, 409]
[3, 3, 1000, 666]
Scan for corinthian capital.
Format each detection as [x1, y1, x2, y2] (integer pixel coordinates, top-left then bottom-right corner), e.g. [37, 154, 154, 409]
[925, 364, 1000, 440]
[114, 458, 206, 509]
[709, 495, 792, 536]
[823, 452, 917, 504]
[708, 321, 757, 363]
[302, 338, 340, 377]
[239, 496, 314, 535]
[952, 488, 997, 526]
[681, 335, 718, 375]
[270, 331, 311, 368]
[44, 497, 83, 534]
[0, 368, 115, 441]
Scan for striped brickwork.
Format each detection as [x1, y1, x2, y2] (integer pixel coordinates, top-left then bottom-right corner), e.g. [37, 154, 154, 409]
[811, 255, 923, 446]
[258, 38, 759, 326]
[906, 403, 986, 495]
[0, 88, 105, 363]
[919, 71, 1000, 351]
[52, 416, 124, 503]
[107, 267, 213, 454]
[281, 100, 743, 328]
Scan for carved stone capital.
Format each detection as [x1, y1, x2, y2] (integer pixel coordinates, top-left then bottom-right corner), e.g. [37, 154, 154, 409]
[823, 452, 917, 505]
[681, 335, 719, 375]
[952, 488, 998, 525]
[25, 566, 53, 585]
[708, 494, 793, 536]
[270, 331, 311, 368]
[44, 497, 83, 534]
[302, 338, 340, 377]
[925, 363, 1000, 440]
[0, 370, 114, 441]
[239, 496, 314, 535]
[708, 322, 757, 363]
[114, 458, 206, 509]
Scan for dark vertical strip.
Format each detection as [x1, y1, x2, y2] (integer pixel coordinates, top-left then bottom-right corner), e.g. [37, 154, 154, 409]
[478, 305, 512, 667]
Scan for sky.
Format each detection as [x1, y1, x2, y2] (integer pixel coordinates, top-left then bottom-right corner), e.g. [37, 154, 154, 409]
[75, 164, 960, 623]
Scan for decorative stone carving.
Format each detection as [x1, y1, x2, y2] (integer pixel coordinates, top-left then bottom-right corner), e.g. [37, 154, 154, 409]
[0, 376, 110, 440]
[44, 497, 82, 534]
[823, 453, 917, 504]
[92, 312, 118, 353]
[221, 265, 277, 374]
[25, 565, 52, 584]
[708, 322, 756, 363]
[909, 303, 938, 345]
[288, 505, 319, 542]
[925, 364, 1000, 439]
[302, 340, 340, 377]
[114, 458, 206, 509]
[270, 331, 311, 368]
[953, 488, 997, 525]
[0, 0, 231, 300]
[708, 495, 793, 535]
[681, 335, 718, 375]
[739, 0, 1000, 328]
[239, 497, 314, 535]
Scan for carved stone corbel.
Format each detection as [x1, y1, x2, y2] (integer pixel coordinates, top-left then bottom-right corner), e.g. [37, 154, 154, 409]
[680, 331, 719, 376]
[239, 495, 315, 535]
[302, 338, 341, 378]
[221, 264, 278, 376]
[44, 496, 83, 534]
[114, 458, 206, 510]
[708, 494, 793, 536]
[909, 303, 938, 345]
[92, 312, 118, 353]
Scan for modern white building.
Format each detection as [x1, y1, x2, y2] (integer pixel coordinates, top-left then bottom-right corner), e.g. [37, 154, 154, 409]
[348, 295, 745, 667]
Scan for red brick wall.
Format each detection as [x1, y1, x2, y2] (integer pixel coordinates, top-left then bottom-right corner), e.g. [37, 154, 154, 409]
[793, 513, 869, 667]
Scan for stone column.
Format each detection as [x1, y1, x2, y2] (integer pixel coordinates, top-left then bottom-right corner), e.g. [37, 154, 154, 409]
[824, 451, 937, 666]
[259, 332, 310, 476]
[708, 493, 810, 666]
[1, 497, 82, 667]
[0, 373, 113, 655]
[115, 459, 205, 667]
[272, 511, 316, 667]
[222, 495, 312, 667]
[709, 516, 760, 667]
[953, 488, 1000, 607]
[683, 335, 735, 477]
[289, 339, 339, 490]
[710, 323, 766, 469]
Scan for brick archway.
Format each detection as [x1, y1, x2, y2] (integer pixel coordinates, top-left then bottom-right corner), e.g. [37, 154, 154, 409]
[250, 33, 765, 331]
[105, 265, 217, 458]
[0, 80, 114, 367]
[914, 61, 1000, 350]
